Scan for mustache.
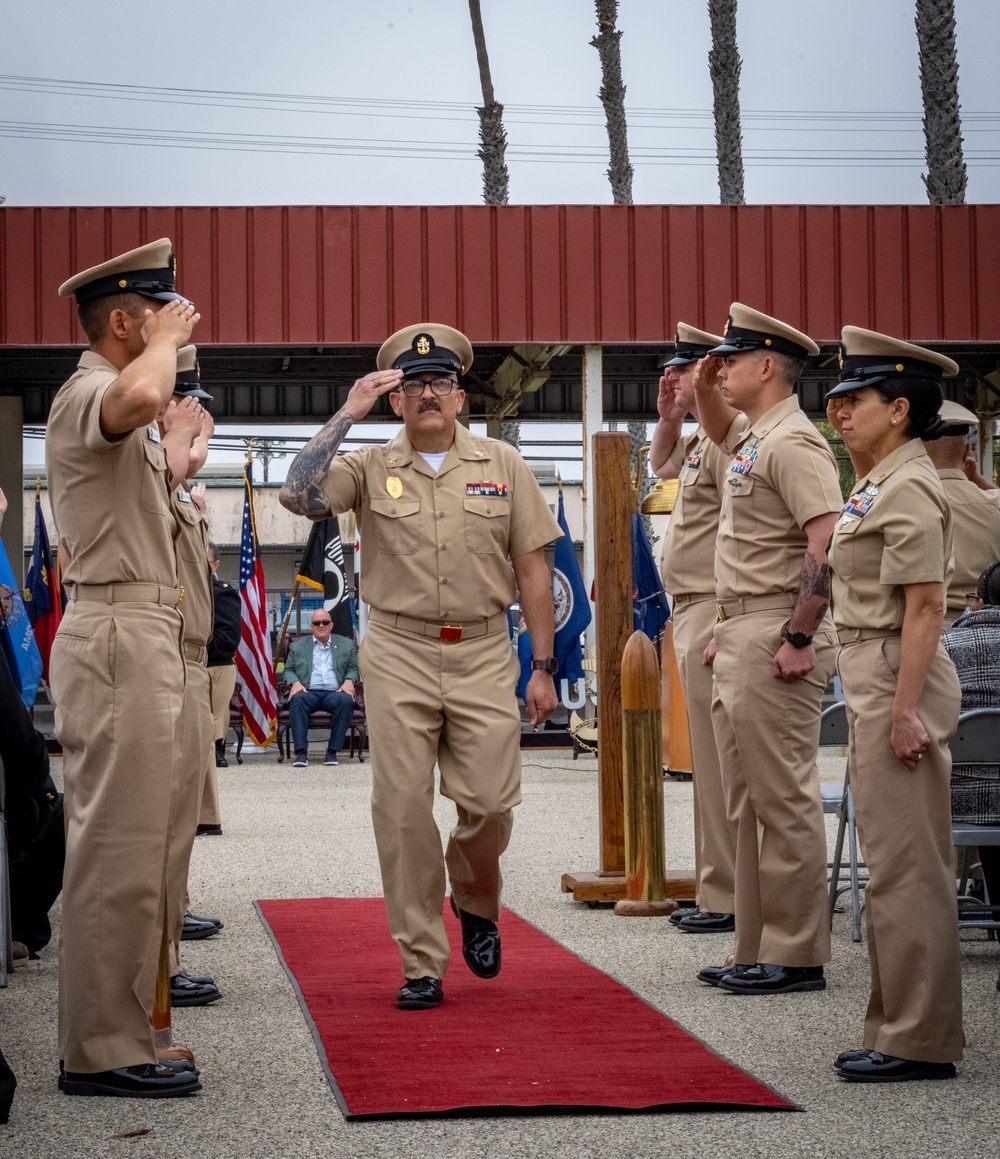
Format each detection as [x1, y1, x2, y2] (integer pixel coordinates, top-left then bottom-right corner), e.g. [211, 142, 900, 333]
[418, 399, 441, 413]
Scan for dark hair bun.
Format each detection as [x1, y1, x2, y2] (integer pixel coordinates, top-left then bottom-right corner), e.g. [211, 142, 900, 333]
[917, 415, 950, 441]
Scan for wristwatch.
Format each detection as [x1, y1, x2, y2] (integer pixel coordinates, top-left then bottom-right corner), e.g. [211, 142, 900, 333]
[531, 656, 558, 675]
[781, 628, 813, 650]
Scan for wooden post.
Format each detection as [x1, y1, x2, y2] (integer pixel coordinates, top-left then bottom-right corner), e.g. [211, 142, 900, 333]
[560, 432, 631, 900]
[615, 631, 678, 916]
[152, 913, 194, 1064]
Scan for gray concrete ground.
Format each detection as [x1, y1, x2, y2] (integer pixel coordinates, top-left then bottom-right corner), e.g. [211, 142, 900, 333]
[3, 747, 998, 1158]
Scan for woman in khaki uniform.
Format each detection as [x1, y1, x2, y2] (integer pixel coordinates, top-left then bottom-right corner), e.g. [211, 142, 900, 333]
[826, 326, 963, 1083]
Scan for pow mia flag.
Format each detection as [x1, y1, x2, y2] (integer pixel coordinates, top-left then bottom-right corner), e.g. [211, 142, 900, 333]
[297, 517, 354, 640]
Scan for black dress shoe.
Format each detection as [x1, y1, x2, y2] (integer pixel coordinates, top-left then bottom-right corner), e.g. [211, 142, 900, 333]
[155, 1058, 199, 1074]
[718, 963, 826, 994]
[188, 911, 223, 929]
[396, 977, 443, 1010]
[177, 972, 215, 987]
[696, 962, 753, 987]
[834, 1047, 872, 1068]
[450, 895, 501, 978]
[668, 904, 698, 927]
[61, 1064, 202, 1098]
[181, 914, 219, 941]
[215, 740, 229, 768]
[170, 975, 222, 1007]
[835, 1051, 957, 1083]
[196, 824, 223, 836]
[677, 911, 736, 934]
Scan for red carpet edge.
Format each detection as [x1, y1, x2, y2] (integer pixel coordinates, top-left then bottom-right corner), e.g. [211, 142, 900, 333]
[255, 897, 799, 1121]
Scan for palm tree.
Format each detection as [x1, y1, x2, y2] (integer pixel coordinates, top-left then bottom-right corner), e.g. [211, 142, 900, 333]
[707, 0, 746, 205]
[468, 0, 510, 206]
[590, 0, 633, 205]
[915, 0, 967, 204]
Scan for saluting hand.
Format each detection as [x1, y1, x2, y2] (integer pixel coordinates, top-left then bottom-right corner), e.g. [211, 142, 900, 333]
[656, 376, 686, 425]
[826, 397, 848, 436]
[162, 396, 205, 437]
[691, 354, 722, 396]
[342, 369, 404, 424]
[141, 299, 200, 348]
[191, 481, 207, 513]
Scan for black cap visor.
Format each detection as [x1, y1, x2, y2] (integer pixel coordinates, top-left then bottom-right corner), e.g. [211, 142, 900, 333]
[392, 345, 463, 378]
[708, 325, 810, 360]
[73, 265, 186, 305]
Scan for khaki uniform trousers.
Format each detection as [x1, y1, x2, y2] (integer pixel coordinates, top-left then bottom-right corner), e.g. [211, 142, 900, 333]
[201, 664, 235, 827]
[51, 601, 184, 1073]
[672, 596, 736, 914]
[839, 636, 963, 1062]
[166, 657, 213, 977]
[359, 619, 522, 980]
[712, 609, 836, 967]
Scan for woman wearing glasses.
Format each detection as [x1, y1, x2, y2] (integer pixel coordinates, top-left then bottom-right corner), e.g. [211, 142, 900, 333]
[825, 327, 963, 1083]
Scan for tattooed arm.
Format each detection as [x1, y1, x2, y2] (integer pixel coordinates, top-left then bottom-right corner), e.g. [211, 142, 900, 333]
[279, 369, 403, 519]
[772, 510, 838, 683]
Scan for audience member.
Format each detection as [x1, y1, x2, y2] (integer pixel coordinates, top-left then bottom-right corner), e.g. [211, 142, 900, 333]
[283, 610, 359, 767]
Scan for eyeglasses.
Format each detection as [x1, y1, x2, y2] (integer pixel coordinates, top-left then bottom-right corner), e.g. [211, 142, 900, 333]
[312, 619, 332, 626]
[399, 377, 458, 397]
[964, 594, 982, 604]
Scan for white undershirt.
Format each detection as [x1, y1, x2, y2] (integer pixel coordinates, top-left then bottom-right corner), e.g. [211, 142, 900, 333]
[417, 451, 448, 473]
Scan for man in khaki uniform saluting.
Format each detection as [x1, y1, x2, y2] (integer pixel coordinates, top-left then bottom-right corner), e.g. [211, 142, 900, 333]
[921, 400, 1000, 626]
[156, 347, 226, 1010]
[46, 240, 202, 1098]
[693, 304, 842, 994]
[280, 323, 561, 1010]
[650, 324, 736, 934]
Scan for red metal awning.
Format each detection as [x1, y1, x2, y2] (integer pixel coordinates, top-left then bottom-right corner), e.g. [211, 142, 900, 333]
[2, 204, 998, 348]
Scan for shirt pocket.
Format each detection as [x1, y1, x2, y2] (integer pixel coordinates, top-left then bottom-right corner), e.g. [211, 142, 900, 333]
[139, 439, 172, 516]
[724, 473, 756, 533]
[369, 497, 420, 556]
[830, 515, 862, 580]
[463, 496, 511, 555]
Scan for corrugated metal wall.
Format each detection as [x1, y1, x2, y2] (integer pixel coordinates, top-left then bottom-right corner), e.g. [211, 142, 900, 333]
[2, 204, 998, 347]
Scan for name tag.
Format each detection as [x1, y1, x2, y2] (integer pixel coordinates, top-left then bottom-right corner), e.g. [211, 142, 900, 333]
[729, 437, 761, 477]
[177, 488, 192, 504]
[147, 425, 161, 443]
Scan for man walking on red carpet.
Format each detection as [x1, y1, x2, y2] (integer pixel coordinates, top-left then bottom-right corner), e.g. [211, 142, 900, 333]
[280, 323, 561, 1010]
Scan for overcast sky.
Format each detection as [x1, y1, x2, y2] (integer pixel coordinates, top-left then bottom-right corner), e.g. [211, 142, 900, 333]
[3, 0, 999, 207]
[12, 1, 1000, 480]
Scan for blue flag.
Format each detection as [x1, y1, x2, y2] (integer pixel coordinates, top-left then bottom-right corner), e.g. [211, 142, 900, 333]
[0, 534, 43, 709]
[517, 492, 591, 701]
[632, 513, 671, 639]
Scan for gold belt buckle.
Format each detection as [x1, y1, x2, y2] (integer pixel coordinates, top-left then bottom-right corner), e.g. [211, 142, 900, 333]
[716, 603, 728, 622]
[439, 625, 463, 642]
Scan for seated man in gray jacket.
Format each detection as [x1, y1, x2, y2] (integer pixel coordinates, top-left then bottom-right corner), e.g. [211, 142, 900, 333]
[284, 609, 360, 766]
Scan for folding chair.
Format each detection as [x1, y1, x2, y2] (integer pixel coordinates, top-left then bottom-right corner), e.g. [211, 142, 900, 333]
[819, 701, 866, 943]
[949, 709, 1000, 984]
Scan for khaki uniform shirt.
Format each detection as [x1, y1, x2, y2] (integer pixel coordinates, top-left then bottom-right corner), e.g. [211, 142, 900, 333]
[936, 469, 1000, 620]
[829, 440, 954, 631]
[45, 351, 177, 587]
[660, 427, 728, 599]
[172, 487, 213, 647]
[324, 423, 561, 621]
[715, 394, 842, 601]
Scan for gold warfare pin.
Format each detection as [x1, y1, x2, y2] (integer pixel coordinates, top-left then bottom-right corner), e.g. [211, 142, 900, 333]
[386, 476, 403, 499]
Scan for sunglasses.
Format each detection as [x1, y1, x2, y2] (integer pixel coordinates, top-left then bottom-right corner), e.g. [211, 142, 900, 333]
[312, 619, 332, 626]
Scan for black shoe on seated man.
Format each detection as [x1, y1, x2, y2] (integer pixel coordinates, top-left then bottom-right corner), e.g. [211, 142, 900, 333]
[677, 911, 735, 934]
[396, 977, 443, 1010]
[196, 823, 223, 836]
[668, 903, 698, 927]
[697, 962, 753, 987]
[450, 895, 501, 978]
[215, 739, 229, 768]
[170, 974, 222, 1007]
[292, 750, 308, 768]
[61, 1064, 202, 1098]
[717, 963, 825, 994]
[834, 1051, 956, 1083]
[181, 913, 221, 941]
[324, 751, 339, 766]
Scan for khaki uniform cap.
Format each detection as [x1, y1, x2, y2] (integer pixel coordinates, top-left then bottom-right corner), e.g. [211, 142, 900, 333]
[938, 399, 979, 426]
[661, 323, 726, 368]
[58, 237, 184, 303]
[377, 323, 474, 377]
[710, 302, 820, 359]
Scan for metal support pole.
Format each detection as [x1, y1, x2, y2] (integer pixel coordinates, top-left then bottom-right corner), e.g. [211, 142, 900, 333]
[581, 344, 603, 684]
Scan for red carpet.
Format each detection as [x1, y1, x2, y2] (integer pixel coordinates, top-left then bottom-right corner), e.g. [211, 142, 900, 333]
[256, 897, 796, 1120]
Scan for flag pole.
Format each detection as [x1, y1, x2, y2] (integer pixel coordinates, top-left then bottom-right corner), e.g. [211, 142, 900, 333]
[275, 579, 299, 667]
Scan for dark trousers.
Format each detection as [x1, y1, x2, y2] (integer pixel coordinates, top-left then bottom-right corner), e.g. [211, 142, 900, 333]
[289, 689, 354, 755]
[0, 1046, 14, 1124]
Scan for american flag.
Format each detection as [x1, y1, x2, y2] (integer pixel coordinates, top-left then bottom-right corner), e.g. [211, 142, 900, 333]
[236, 461, 276, 746]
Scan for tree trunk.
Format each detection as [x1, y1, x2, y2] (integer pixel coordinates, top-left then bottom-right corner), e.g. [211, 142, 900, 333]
[469, 0, 510, 207]
[915, 0, 967, 204]
[590, 0, 634, 206]
[707, 0, 745, 205]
